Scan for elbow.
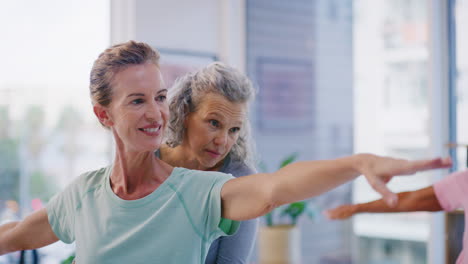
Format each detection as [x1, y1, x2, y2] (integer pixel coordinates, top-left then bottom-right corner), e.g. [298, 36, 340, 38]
[0, 222, 24, 255]
[258, 180, 281, 217]
[0, 238, 18, 256]
[259, 201, 277, 217]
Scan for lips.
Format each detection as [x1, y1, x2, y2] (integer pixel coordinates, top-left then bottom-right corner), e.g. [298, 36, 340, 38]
[138, 124, 162, 136]
[206, 149, 222, 157]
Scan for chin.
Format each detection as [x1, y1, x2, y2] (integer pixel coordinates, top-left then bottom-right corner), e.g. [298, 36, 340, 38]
[204, 160, 221, 170]
[142, 141, 162, 151]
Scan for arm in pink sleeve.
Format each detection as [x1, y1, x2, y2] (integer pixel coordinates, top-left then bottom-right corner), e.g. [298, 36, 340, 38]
[433, 170, 468, 211]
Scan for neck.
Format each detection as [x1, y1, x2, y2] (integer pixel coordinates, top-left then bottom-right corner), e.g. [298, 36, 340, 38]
[111, 143, 171, 199]
[160, 144, 224, 171]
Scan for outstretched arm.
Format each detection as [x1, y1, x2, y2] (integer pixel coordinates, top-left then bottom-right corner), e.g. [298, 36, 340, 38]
[325, 186, 443, 220]
[0, 208, 58, 255]
[221, 154, 451, 221]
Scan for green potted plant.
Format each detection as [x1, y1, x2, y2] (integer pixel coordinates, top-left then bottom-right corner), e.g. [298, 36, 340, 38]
[61, 254, 75, 264]
[258, 153, 318, 264]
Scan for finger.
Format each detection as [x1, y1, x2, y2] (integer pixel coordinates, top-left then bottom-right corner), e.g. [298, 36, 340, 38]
[323, 209, 343, 220]
[410, 157, 453, 171]
[367, 177, 398, 207]
[384, 193, 398, 208]
[323, 210, 333, 219]
[395, 157, 452, 176]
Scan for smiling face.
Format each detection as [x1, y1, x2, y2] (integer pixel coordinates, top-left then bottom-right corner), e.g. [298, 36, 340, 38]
[95, 63, 168, 153]
[182, 92, 247, 170]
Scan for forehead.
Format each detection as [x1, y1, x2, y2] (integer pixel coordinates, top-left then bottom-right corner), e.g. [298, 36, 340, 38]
[112, 63, 164, 94]
[197, 93, 247, 121]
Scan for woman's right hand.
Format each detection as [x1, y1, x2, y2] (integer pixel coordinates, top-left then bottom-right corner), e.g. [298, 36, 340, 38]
[356, 154, 452, 207]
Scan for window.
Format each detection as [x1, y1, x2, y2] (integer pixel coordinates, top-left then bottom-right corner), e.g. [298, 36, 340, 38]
[455, 0, 468, 168]
[0, 1, 110, 263]
[353, 0, 432, 263]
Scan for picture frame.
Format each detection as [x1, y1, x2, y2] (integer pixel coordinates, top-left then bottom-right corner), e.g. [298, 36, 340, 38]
[255, 57, 315, 132]
[157, 48, 218, 89]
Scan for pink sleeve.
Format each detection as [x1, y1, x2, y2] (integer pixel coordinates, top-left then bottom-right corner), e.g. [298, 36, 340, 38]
[433, 170, 468, 211]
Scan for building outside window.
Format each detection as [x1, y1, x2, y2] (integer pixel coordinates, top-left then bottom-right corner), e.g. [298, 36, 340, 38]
[353, 0, 432, 263]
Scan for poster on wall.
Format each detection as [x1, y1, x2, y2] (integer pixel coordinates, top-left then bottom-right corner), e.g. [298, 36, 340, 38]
[157, 48, 217, 89]
[255, 57, 315, 132]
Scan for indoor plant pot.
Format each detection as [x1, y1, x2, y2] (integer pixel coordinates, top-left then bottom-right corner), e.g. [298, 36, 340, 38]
[258, 153, 317, 264]
[258, 224, 301, 264]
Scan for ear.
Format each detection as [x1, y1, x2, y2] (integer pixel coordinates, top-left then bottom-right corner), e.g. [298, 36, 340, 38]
[183, 115, 188, 129]
[93, 104, 114, 127]
[183, 111, 195, 131]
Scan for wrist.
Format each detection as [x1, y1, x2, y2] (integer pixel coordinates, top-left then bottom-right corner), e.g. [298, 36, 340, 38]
[354, 202, 366, 213]
[352, 153, 374, 177]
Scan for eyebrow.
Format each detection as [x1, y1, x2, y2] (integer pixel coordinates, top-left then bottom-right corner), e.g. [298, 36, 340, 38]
[127, 93, 144, 98]
[127, 89, 168, 98]
[207, 112, 244, 126]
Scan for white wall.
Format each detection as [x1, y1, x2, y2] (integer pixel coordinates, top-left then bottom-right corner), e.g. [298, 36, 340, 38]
[110, 0, 246, 71]
[135, 0, 219, 53]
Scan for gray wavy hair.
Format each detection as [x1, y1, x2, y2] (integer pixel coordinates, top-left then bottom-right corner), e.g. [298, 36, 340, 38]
[165, 62, 256, 168]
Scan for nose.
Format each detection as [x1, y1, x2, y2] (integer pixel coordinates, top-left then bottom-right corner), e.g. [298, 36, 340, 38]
[145, 101, 162, 121]
[214, 131, 228, 146]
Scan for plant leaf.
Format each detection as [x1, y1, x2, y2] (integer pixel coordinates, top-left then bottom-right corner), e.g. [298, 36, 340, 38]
[265, 211, 273, 227]
[281, 201, 307, 225]
[279, 152, 298, 168]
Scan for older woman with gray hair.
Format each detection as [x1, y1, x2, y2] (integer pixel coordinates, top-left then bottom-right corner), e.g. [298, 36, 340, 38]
[158, 62, 257, 263]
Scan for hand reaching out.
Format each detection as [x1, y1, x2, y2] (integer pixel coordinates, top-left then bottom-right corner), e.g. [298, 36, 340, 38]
[357, 155, 452, 207]
[324, 204, 357, 220]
